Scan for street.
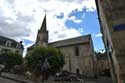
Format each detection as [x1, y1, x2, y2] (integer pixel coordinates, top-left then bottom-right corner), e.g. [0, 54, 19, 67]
[0, 77, 20, 83]
[0, 76, 112, 83]
[0, 72, 112, 83]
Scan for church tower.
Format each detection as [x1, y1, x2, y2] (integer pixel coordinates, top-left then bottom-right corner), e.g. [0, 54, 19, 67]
[36, 15, 48, 46]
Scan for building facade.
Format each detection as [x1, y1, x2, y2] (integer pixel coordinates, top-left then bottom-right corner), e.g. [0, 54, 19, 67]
[49, 35, 96, 77]
[28, 15, 97, 77]
[96, 52, 110, 76]
[95, 0, 125, 83]
[0, 36, 24, 55]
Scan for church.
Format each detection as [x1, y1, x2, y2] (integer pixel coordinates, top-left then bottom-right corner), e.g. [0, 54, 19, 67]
[28, 15, 97, 77]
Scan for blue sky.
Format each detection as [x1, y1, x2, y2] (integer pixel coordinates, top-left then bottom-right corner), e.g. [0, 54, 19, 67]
[0, 0, 104, 54]
[57, 9, 104, 51]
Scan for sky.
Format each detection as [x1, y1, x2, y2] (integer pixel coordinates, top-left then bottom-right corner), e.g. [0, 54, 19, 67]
[0, 0, 105, 55]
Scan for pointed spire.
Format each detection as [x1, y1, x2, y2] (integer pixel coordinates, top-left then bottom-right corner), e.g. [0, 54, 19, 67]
[39, 14, 47, 32]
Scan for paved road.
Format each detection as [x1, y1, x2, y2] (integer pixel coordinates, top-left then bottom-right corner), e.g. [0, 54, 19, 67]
[1, 72, 33, 83]
[84, 77, 112, 83]
[0, 77, 20, 83]
[0, 77, 112, 83]
[0, 72, 112, 83]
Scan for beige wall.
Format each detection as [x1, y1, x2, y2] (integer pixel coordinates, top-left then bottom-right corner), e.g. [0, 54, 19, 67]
[58, 43, 95, 77]
[0, 45, 23, 55]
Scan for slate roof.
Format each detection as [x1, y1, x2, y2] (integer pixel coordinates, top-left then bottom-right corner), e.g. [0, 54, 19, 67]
[0, 36, 24, 49]
[49, 34, 91, 47]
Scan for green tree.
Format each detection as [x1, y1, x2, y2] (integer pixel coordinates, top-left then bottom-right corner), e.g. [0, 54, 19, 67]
[25, 46, 65, 81]
[95, 52, 107, 60]
[47, 47, 65, 74]
[0, 51, 23, 71]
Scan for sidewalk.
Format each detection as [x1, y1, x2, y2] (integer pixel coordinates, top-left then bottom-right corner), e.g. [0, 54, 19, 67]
[84, 77, 112, 83]
[1, 72, 33, 83]
[0, 77, 20, 83]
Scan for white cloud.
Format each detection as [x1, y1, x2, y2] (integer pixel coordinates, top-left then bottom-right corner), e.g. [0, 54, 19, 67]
[78, 28, 84, 33]
[81, 13, 85, 18]
[49, 27, 81, 42]
[95, 33, 103, 38]
[0, 16, 32, 41]
[68, 16, 82, 23]
[0, 0, 96, 48]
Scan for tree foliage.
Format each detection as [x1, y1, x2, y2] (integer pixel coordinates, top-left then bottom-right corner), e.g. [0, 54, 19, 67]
[0, 51, 23, 71]
[95, 52, 108, 60]
[25, 46, 65, 74]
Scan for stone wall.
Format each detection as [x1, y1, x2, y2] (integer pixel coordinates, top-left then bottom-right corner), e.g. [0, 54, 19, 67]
[58, 43, 95, 77]
[96, 0, 125, 82]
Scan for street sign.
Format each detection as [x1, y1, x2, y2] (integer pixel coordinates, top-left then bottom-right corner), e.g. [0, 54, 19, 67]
[113, 24, 125, 31]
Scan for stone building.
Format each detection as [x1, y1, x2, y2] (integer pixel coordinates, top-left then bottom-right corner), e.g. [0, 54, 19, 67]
[0, 36, 24, 55]
[28, 15, 97, 77]
[96, 52, 110, 76]
[49, 34, 96, 77]
[95, 0, 125, 83]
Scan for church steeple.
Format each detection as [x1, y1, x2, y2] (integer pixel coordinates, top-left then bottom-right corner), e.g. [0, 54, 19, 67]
[36, 14, 48, 46]
[39, 14, 47, 32]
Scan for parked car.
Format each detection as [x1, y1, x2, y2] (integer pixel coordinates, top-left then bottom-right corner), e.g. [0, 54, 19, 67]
[54, 71, 82, 82]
